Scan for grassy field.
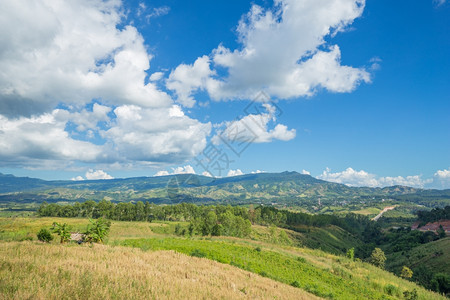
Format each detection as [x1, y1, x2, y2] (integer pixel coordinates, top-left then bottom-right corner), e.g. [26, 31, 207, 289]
[0, 217, 446, 300]
[120, 237, 444, 300]
[0, 241, 314, 300]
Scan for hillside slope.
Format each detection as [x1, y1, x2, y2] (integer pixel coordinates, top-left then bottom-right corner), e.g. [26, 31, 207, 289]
[0, 242, 316, 300]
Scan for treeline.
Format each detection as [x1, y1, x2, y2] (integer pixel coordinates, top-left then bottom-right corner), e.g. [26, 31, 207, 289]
[417, 206, 450, 225]
[37, 200, 373, 237]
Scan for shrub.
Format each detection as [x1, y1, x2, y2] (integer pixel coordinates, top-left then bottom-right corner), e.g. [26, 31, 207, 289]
[291, 280, 301, 288]
[384, 284, 399, 296]
[403, 288, 418, 300]
[297, 257, 306, 263]
[346, 247, 355, 260]
[37, 229, 53, 243]
[190, 249, 207, 258]
[51, 222, 71, 244]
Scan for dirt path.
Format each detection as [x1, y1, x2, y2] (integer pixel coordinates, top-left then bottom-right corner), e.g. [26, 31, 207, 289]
[372, 206, 397, 221]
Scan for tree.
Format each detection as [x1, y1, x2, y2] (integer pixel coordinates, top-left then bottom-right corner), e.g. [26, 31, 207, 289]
[401, 266, 413, 279]
[346, 248, 355, 260]
[37, 228, 53, 243]
[369, 248, 386, 269]
[431, 273, 450, 295]
[52, 222, 71, 244]
[437, 225, 446, 239]
[84, 218, 111, 243]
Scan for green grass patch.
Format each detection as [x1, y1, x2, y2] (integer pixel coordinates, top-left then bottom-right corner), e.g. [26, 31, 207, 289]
[121, 237, 441, 300]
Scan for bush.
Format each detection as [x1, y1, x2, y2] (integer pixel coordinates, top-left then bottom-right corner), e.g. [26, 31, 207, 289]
[190, 249, 207, 258]
[37, 228, 53, 243]
[297, 257, 306, 263]
[346, 247, 355, 260]
[384, 284, 399, 296]
[403, 289, 418, 300]
[291, 280, 301, 288]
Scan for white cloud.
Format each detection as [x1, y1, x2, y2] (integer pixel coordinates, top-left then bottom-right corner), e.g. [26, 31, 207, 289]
[0, 1, 213, 169]
[227, 169, 244, 177]
[149, 72, 165, 81]
[0, 112, 105, 168]
[155, 165, 196, 177]
[213, 103, 296, 144]
[85, 169, 114, 180]
[103, 105, 211, 163]
[68, 103, 112, 132]
[166, 56, 219, 107]
[202, 171, 213, 177]
[317, 167, 440, 188]
[170, 0, 370, 102]
[301, 169, 311, 175]
[0, 0, 172, 117]
[318, 167, 379, 187]
[433, 169, 450, 188]
[145, 6, 170, 22]
[71, 176, 84, 181]
[155, 170, 170, 177]
[251, 170, 265, 174]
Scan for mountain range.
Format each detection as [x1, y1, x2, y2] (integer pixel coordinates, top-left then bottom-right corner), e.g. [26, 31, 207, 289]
[1, 171, 449, 208]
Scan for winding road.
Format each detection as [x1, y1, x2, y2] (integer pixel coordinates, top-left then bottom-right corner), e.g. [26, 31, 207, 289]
[372, 206, 397, 221]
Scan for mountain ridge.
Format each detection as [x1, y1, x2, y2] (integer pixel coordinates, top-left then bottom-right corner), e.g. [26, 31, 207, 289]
[1, 171, 449, 208]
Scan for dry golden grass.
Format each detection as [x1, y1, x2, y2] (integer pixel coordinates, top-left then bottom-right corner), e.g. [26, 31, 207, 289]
[0, 241, 319, 300]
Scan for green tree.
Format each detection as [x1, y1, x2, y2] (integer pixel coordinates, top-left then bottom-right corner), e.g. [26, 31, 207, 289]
[84, 218, 111, 243]
[346, 248, 355, 260]
[202, 211, 218, 235]
[401, 266, 413, 279]
[52, 222, 71, 244]
[431, 273, 450, 295]
[37, 228, 53, 243]
[437, 225, 446, 239]
[369, 248, 386, 269]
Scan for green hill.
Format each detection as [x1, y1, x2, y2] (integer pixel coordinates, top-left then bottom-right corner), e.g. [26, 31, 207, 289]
[1, 171, 449, 210]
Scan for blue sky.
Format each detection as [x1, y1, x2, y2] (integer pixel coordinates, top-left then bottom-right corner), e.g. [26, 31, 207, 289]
[0, 0, 449, 188]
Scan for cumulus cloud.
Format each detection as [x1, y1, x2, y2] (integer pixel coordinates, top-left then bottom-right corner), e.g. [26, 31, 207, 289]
[103, 105, 211, 163]
[71, 176, 84, 181]
[433, 169, 450, 188]
[85, 169, 114, 180]
[166, 56, 219, 107]
[0, 111, 105, 168]
[227, 169, 244, 177]
[0, 1, 212, 170]
[213, 103, 296, 144]
[202, 171, 213, 177]
[169, 0, 370, 102]
[155, 165, 196, 176]
[0, 0, 172, 117]
[301, 169, 311, 175]
[318, 167, 379, 187]
[317, 167, 444, 188]
[251, 170, 265, 174]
